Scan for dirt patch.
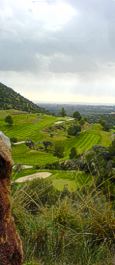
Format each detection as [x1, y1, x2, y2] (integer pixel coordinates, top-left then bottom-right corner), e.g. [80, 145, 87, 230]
[15, 172, 52, 183]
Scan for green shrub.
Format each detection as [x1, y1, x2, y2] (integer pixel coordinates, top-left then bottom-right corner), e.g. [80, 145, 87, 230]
[10, 137, 18, 143]
[69, 147, 78, 159]
[68, 124, 81, 136]
[12, 178, 114, 265]
[5, 115, 13, 126]
[54, 142, 64, 158]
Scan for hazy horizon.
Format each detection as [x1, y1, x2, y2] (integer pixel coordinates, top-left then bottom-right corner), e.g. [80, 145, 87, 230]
[36, 100, 115, 106]
[0, 0, 115, 104]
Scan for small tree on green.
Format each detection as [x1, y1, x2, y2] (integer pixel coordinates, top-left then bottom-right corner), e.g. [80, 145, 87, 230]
[43, 141, 53, 151]
[5, 115, 13, 126]
[69, 147, 78, 159]
[109, 139, 115, 156]
[99, 119, 110, 131]
[73, 111, 81, 121]
[60, 107, 66, 117]
[54, 142, 64, 158]
[68, 124, 81, 136]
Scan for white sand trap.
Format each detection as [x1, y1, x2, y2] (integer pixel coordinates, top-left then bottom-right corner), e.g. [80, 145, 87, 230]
[15, 172, 52, 183]
[66, 117, 75, 121]
[21, 165, 33, 169]
[55, 121, 64, 125]
[13, 141, 25, 145]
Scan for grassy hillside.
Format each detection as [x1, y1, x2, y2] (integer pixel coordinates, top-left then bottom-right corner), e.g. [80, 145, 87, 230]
[0, 110, 112, 168]
[49, 170, 92, 191]
[64, 124, 111, 157]
[0, 111, 57, 141]
[0, 109, 113, 265]
[0, 83, 45, 113]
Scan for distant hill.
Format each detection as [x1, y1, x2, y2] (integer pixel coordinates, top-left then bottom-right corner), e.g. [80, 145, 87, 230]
[0, 82, 45, 113]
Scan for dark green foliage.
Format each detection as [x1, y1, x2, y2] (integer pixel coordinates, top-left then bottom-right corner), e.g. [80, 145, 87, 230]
[25, 140, 35, 149]
[79, 118, 85, 126]
[83, 145, 115, 198]
[73, 111, 81, 120]
[10, 137, 18, 143]
[43, 141, 53, 151]
[0, 82, 45, 113]
[109, 139, 115, 156]
[99, 119, 110, 131]
[68, 124, 81, 136]
[19, 179, 60, 214]
[5, 115, 13, 126]
[45, 161, 60, 170]
[69, 147, 78, 159]
[54, 142, 64, 158]
[60, 107, 66, 117]
[12, 179, 115, 265]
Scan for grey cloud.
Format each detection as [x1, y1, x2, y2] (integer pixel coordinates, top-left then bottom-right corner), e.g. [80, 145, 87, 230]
[0, 0, 115, 79]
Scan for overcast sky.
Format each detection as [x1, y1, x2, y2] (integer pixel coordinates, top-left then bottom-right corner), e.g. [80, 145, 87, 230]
[0, 0, 115, 104]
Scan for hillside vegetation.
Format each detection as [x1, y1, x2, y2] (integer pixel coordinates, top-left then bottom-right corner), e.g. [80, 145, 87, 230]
[0, 82, 44, 113]
[12, 178, 115, 265]
[0, 108, 114, 265]
[0, 110, 111, 168]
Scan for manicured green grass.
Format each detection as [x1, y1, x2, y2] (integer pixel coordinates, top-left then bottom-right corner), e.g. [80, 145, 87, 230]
[49, 170, 92, 191]
[89, 123, 112, 146]
[0, 112, 57, 141]
[64, 123, 111, 157]
[12, 168, 92, 192]
[64, 131, 101, 156]
[12, 144, 57, 166]
[12, 167, 38, 180]
[0, 110, 112, 167]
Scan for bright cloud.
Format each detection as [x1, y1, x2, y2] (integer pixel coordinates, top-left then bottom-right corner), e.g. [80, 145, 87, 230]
[0, 0, 115, 104]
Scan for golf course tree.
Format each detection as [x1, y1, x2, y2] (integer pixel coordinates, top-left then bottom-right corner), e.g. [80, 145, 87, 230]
[73, 111, 81, 121]
[5, 115, 13, 126]
[60, 107, 66, 117]
[25, 139, 35, 149]
[109, 138, 115, 156]
[99, 118, 110, 131]
[54, 142, 64, 158]
[10, 137, 18, 144]
[43, 141, 53, 151]
[68, 124, 81, 136]
[69, 147, 78, 159]
[84, 146, 113, 185]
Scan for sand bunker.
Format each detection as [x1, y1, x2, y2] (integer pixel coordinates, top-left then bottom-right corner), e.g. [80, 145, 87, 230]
[15, 172, 52, 183]
[55, 121, 65, 125]
[13, 141, 25, 145]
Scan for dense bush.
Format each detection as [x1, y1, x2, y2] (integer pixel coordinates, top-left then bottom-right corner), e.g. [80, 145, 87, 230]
[10, 137, 18, 143]
[5, 115, 13, 126]
[54, 142, 65, 158]
[69, 147, 78, 159]
[73, 111, 81, 120]
[68, 124, 81, 136]
[12, 178, 115, 265]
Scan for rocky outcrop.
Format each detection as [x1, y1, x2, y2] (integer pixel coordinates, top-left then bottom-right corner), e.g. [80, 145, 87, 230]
[0, 133, 23, 265]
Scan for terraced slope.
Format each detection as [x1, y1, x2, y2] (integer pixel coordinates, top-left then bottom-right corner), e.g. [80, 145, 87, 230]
[64, 125, 111, 157]
[0, 111, 57, 141]
[0, 110, 112, 166]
